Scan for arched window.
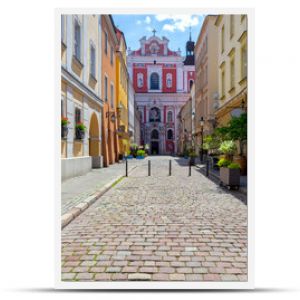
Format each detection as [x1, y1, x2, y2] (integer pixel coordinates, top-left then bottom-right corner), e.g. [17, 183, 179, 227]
[137, 73, 144, 88]
[150, 73, 159, 90]
[167, 129, 173, 140]
[149, 107, 161, 122]
[151, 129, 159, 140]
[167, 111, 173, 122]
[166, 73, 172, 88]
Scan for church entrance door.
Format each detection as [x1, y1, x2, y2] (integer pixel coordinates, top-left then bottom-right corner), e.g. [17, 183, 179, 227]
[151, 141, 159, 155]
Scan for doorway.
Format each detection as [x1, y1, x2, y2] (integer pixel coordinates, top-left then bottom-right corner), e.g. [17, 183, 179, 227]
[151, 141, 159, 155]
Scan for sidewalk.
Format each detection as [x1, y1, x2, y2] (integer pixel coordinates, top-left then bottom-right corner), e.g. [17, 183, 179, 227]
[61, 159, 145, 217]
[194, 157, 247, 195]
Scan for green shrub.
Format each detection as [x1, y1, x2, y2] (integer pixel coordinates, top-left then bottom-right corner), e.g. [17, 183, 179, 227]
[137, 149, 145, 157]
[219, 140, 237, 155]
[189, 151, 197, 158]
[75, 122, 86, 131]
[217, 158, 231, 168]
[228, 162, 240, 169]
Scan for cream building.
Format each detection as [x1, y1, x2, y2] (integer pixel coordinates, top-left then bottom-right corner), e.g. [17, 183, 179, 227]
[214, 14, 247, 126]
[61, 15, 103, 181]
[194, 15, 218, 156]
[177, 97, 193, 155]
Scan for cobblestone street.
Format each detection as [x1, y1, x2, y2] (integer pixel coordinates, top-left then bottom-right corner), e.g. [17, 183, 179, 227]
[61, 156, 247, 282]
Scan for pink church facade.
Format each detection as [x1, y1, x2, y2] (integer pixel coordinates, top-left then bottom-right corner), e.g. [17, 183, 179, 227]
[127, 32, 195, 155]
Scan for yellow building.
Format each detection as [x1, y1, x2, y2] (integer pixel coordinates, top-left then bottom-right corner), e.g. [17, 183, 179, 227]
[214, 14, 247, 127]
[61, 15, 103, 180]
[115, 28, 130, 157]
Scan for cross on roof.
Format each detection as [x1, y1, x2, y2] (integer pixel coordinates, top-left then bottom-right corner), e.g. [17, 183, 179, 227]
[152, 29, 156, 36]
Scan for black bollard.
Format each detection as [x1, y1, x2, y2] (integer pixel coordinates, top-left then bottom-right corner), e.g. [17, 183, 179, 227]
[125, 158, 128, 177]
[206, 159, 209, 177]
[169, 160, 172, 176]
[148, 160, 151, 176]
[188, 159, 191, 176]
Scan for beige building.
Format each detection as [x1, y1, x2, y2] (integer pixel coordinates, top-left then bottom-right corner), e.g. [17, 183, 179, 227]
[194, 15, 218, 156]
[61, 15, 103, 180]
[214, 14, 247, 126]
[177, 97, 193, 155]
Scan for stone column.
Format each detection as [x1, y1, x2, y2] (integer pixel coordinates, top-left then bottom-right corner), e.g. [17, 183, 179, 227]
[66, 86, 74, 157]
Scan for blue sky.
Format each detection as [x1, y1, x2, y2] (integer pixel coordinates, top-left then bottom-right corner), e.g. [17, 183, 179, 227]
[112, 14, 205, 54]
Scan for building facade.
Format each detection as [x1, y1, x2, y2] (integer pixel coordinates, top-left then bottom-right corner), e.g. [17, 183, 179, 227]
[177, 96, 193, 155]
[115, 27, 130, 158]
[194, 15, 218, 156]
[61, 15, 103, 181]
[101, 15, 119, 167]
[127, 31, 195, 155]
[214, 14, 247, 127]
[128, 78, 135, 145]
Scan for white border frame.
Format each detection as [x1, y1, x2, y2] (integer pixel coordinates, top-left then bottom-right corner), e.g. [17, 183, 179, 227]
[55, 7, 254, 290]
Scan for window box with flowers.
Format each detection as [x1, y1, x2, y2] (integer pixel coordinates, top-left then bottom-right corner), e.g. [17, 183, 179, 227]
[61, 117, 69, 139]
[75, 122, 86, 140]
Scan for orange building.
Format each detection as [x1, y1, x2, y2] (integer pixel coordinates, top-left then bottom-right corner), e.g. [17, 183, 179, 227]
[101, 15, 119, 167]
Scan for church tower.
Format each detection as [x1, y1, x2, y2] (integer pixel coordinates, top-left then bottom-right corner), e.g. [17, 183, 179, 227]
[183, 28, 195, 65]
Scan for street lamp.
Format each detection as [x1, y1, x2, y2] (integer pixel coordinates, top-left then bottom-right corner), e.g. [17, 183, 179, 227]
[199, 116, 204, 163]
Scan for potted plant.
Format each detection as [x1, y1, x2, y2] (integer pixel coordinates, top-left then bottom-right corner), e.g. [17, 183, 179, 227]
[126, 150, 133, 159]
[189, 150, 197, 165]
[75, 122, 86, 140]
[218, 113, 247, 175]
[130, 143, 138, 158]
[136, 149, 145, 159]
[219, 140, 237, 161]
[61, 117, 69, 139]
[217, 158, 240, 189]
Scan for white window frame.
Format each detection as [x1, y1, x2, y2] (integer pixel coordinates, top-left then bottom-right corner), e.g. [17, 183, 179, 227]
[73, 17, 82, 61]
[90, 41, 96, 78]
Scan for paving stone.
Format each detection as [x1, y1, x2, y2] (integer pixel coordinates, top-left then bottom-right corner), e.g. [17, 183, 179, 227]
[169, 273, 185, 281]
[185, 274, 203, 281]
[61, 273, 76, 280]
[94, 273, 112, 281]
[75, 273, 94, 280]
[128, 273, 152, 281]
[203, 274, 221, 281]
[221, 274, 239, 281]
[106, 267, 121, 273]
[153, 273, 169, 281]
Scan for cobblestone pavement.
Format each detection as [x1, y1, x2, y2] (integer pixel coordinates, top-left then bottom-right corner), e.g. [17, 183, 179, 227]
[61, 159, 145, 215]
[61, 156, 247, 282]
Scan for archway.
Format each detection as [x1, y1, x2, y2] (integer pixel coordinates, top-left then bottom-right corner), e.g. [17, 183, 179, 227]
[89, 112, 101, 168]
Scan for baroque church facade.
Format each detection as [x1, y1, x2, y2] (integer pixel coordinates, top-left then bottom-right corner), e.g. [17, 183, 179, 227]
[127, 30, 195, 154]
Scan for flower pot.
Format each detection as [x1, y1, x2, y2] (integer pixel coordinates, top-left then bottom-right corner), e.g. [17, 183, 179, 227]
[61, 124, 68, 139]
[220, 167, 240, 186]
[75, 128, 85, 140]
[233, 155, 247, 175]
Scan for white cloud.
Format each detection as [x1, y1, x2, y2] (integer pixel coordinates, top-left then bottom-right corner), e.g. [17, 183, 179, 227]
[162, 24, 176, 32]
[136, 20, 142, 25]
[144, 16, 151, 24]
[145, 26, 152, 32]
[156, 14, 201, 32]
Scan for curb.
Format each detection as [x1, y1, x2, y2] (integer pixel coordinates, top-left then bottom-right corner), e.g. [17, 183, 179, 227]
[61, 165, 137, 229]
